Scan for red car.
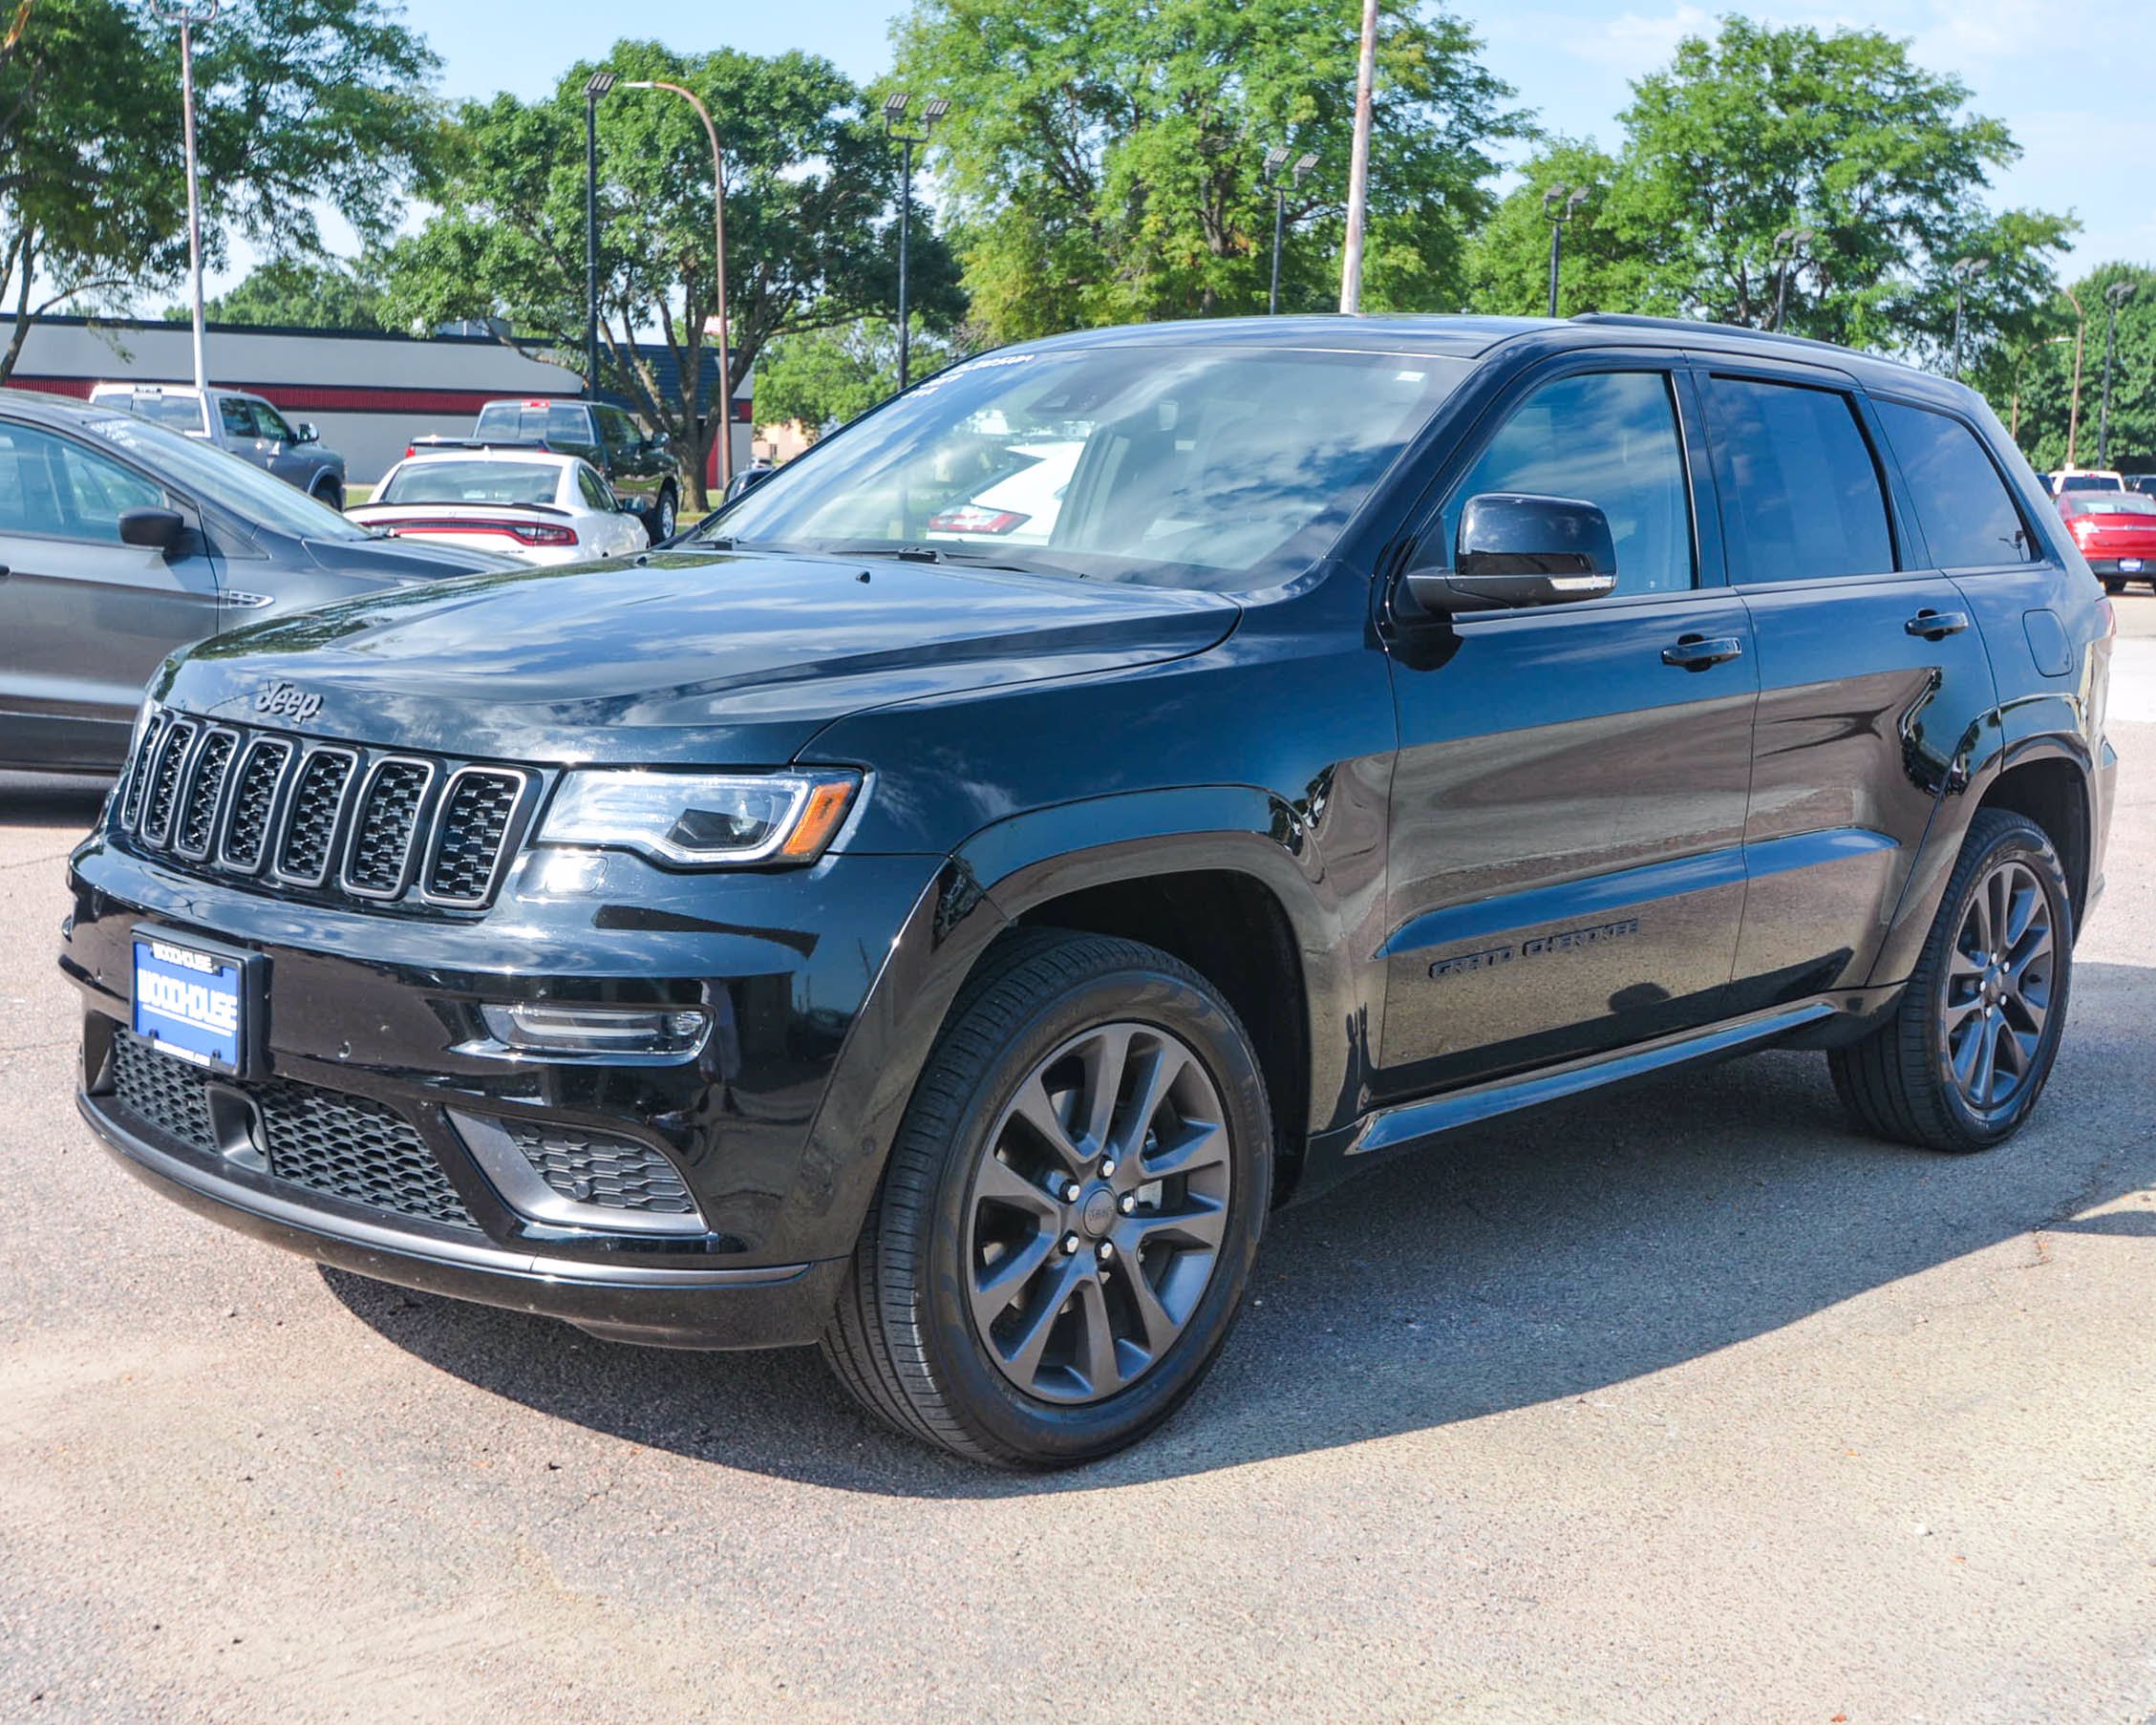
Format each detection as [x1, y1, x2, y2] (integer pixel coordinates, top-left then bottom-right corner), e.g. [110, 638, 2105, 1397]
[2058, 490, 2156, 592]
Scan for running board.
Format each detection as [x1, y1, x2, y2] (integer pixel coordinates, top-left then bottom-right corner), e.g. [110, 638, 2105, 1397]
[1345, 1001, 1837, 1158]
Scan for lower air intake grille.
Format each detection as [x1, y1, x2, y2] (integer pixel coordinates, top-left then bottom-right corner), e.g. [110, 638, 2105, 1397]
[426, 771, 523, 905]
[104, 1031, 478, 1230]
[503, 1122, 696, 1216]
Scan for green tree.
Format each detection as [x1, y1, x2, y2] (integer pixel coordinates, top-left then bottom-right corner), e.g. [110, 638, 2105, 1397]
[1462, 18, 2072, 363]
[891, 0, 1526, 343]
[754, 317, 970, 437]
[381, 41, 961, 506]
[1989, 266, 2156, 473]
[164, 254, 390, 330]
[1461, 141, 1652, 318]
[0, 0, 438, 380]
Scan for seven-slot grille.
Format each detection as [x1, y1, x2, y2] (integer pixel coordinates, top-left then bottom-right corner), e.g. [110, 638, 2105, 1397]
[115, 709, 531, 913]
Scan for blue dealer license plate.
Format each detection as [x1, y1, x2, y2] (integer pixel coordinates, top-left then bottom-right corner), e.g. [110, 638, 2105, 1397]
[2122, 558, 2144, 572]
[133, 934, 246, 1074]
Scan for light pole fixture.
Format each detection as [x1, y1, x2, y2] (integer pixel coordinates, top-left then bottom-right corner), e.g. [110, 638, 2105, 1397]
[621, 77, 734, 494]
[2063, 285, 2089, 468]
[1260, 148, 1318, 315]
[583, 71, 615, 404]
[883, 91, 951, 393]
[2100, 280, 2138, 469]
[1338, 0, 1378, 313]
[1950, 256, 1989, 380]
[1542, 183, 1589, 320]
[158, 0, 220, 394]
[1771, 226, 1815, 333]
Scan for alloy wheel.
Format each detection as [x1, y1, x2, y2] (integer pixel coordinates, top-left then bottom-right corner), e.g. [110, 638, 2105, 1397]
[1941, 857, 2056, 1114]
[964, 1022, 1233, 1405]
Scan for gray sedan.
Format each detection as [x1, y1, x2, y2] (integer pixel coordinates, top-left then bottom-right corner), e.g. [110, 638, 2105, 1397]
[0, 389, 515, 775]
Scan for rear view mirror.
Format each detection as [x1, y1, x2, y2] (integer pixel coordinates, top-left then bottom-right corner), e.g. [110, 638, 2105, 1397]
[118, 507, 186, 551]
[1402, 492, 1618, 615]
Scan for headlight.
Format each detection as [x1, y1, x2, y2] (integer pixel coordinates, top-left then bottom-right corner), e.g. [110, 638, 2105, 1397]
[536, 769, 860, 867]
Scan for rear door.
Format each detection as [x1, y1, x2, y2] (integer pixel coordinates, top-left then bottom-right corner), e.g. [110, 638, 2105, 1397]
[1377, 355, 1761, 1098]
[0, 418, 223, 770]
[1697, 366, 1998, 1012]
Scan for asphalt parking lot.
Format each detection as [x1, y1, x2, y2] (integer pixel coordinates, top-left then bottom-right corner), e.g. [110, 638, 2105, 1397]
[3, 607, 2152, 1725]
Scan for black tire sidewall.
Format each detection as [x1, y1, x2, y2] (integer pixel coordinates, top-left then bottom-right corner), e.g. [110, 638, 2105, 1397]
[901, 962, 1270, 1465]
[1920, 817, 2073, 1145]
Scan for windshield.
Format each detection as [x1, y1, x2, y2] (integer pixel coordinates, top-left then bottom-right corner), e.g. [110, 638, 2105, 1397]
[380, 459, 561, 506]
[696, 343, 1472, 589]
[80, 414, 371, 541]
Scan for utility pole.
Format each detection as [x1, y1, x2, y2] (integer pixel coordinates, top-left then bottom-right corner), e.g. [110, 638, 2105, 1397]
[2100, 281, 2138, 469]
[1261, 149, 1318, 315]
[883, 92, 950, 391]
[2064, 285, 2088, 468]
[1543, 184, 1588, 319]
[159, 0, 220, 394]
[1771, 226, 1814, 332]
[1950, 256, 1988, 380]
[583, 72, 615, 402]
[1338, 0, 1377, 314]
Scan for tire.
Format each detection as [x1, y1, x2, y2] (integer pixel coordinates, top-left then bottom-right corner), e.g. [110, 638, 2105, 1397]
[2103, 576, 2125, 594]
[313, 479, 345, 512]
[822, 929, 1272, 1467]
[1829, 808, 2073, 1152]
[650, 486, 677, 542]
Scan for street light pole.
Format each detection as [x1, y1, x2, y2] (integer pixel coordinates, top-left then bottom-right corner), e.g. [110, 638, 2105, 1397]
[883, 92, 950, 392]
[159, 0, 220, 394]
[2100, 281, 2137, 469]
[2063, 286, 2088, 468]
[1542, 184, 1588, 319]
[1338, 0, 1377, 314]
[1260, 149, 1318, 315]
[583, 72, 615, 402]
[1771, 226, 1814, 332]
[621, 77, 733, 495]
[1950, 256, 1988, 381]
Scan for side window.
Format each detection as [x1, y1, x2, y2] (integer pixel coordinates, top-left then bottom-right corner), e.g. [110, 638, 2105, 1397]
[1442, 370, 1695, 596]
[599, 407, 636, 450]
[545, 404, 592, 450]
[1701, 376, 1895, 585]
[1873, 400, 2037, 569]
[0, 423, 162, 541]
[218, 396, 256, 437]
[577, 466, 612, 509]
[251, 400, 294, 443]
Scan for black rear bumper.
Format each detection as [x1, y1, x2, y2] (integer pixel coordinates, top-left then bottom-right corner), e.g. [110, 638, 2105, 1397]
[82, 1089, 846, 1348]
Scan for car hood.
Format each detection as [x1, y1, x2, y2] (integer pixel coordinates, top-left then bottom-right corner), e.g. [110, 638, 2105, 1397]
[157, 548, 1240, 765]
[300, 532, 523, 579]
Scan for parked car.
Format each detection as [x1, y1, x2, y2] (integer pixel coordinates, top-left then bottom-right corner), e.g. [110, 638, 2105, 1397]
[67, 314, 2113, 1467]
[925, 439, 1085, 545]
[2057, 489, 2156, 590]
[449, 399, 680, 541]
[0, 388, 513, 774]
[2046, 467, 2125, 495]
[347, 447, 651, 564]
[89, 383, 348, 509]
[2127, 474, 2156, 497]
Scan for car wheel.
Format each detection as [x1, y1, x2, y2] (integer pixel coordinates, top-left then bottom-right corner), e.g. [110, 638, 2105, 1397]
[1829, 808, 2072, 1153]
[822, 929, 1271, 1467]
[651, 487, 677, 542]
[313, 479, 345, 512]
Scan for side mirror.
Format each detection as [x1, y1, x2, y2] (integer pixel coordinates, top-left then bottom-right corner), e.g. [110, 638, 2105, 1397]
[118, 506, 186, 551]
[1401, 492, 1618, 616]
[724, 466, 775, 502]
[293, 422, 319, 444]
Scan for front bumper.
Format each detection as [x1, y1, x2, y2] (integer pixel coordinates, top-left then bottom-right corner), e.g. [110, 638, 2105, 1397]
[64, 832, 947, 1347]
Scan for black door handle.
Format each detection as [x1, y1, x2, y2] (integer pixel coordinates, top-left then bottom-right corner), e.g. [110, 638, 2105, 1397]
[1662, 633, 1744, 670]
[1905, 609, 1971, 639]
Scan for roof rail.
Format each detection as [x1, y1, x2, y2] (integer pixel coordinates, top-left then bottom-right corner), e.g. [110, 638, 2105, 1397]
[1569, 311, 1860, 359]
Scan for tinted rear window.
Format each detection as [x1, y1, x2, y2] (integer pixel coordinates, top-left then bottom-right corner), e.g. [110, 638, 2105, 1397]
[1701, 376, 1895, 585]
[474, 402, 591, 447]
[1874, 401, 2036, 568]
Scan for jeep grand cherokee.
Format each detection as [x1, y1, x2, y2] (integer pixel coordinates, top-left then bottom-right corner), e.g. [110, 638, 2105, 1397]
[63, 315, 2116, 1467]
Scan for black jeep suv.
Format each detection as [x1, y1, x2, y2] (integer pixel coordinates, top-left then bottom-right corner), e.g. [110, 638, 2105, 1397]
[65, 315, 2116, 1467]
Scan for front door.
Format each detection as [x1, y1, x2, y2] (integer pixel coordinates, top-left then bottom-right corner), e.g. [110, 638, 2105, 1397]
[1377, 359, 1760, 1100]
[1692, 370, 2000, 1013]
[0, 418, 223, 770]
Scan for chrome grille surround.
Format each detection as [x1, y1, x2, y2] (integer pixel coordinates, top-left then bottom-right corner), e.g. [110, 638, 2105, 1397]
[115, 707, 535, 915]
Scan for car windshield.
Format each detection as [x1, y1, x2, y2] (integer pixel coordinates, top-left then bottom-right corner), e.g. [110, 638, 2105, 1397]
[2067, 492, 2156, 517]
[79, 413, 371, 541]
[694, 343, 1473, 590]
[379, 460, 560, 506]
[103, 391, 207, 434]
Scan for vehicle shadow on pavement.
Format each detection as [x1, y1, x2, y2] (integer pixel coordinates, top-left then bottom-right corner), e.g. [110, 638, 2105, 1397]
[322, 957, 2156, 1498]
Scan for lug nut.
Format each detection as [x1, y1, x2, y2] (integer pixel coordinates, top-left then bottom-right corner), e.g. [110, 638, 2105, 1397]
[1061, 1180, 1083, 1203]
[1118, 1193, 1137, 1215]
[1096, 1240, 1114, 1263]
[1061, 1232, 1082, 1256]
[1099, 1159, 1117, 1180]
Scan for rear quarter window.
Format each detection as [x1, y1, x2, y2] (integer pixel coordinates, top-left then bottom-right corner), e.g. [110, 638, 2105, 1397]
[1874, 401, 2038, 569]
[1700, 375, 1896, 585]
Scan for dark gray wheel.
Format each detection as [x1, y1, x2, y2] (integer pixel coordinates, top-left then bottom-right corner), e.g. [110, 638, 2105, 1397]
[1830, 809, 2072, 1152]
[313, 479, 345, 512]
[822, 930, 1270, 1467]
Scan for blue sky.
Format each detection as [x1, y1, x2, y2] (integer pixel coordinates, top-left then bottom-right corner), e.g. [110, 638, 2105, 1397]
[267, 0, 2154, 289]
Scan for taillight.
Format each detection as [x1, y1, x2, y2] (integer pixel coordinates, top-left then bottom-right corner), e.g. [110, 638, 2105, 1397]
[927, 505, 1030, 535]
[509, 522, 578, 546]
[403, 444, 416, 458]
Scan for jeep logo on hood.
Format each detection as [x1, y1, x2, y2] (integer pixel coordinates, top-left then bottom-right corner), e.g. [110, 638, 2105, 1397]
[255, 681, 322, 723]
